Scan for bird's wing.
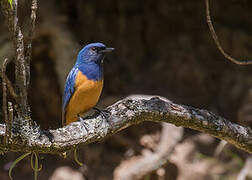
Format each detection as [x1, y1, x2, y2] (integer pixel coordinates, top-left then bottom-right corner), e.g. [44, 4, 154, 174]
[62, 67, 78, 126]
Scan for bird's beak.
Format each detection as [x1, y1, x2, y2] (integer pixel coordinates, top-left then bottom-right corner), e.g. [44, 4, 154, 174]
[100, 47, 114, 54]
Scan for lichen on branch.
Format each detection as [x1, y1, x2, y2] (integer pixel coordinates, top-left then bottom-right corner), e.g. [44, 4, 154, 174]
[0, 95, 251, 154]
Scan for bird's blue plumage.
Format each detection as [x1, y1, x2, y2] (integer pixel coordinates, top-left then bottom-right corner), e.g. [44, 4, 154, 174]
[62, 42, 114, 125]
[78, 63, 103, 80]
[76, 42, 106, 66]
[62, 67, 78, 113]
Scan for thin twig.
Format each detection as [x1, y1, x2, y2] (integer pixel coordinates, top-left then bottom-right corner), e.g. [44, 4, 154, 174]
[25, 0, 38, 87]
[7, 102, 13, 141]
[2, 58, 8, 144]
[205, 0, 252, 65]
[0, 58, 18, 101]
[1, 58, 15, 144]
[5, 76, 18, 100]
[12, 0, 18, 39]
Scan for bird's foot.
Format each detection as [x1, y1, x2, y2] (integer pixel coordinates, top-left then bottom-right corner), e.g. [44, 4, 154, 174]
[92, 107, 110, 125]
[79, 116, 90, 132]
[78, 108, 110, 131]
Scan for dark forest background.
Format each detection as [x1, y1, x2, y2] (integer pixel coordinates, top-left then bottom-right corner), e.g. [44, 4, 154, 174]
[0, 0, 252, 179]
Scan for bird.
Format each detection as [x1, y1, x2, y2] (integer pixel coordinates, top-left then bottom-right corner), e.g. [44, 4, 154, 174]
[62, 42, 114, 126]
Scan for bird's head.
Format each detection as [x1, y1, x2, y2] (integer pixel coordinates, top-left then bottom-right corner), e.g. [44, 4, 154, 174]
[76, 42, 114, 65]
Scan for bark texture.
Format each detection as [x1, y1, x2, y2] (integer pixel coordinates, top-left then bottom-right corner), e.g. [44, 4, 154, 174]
[0, 95, 251, 154]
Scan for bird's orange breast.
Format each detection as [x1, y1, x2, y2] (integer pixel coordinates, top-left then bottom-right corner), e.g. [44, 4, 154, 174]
[65, 71, 103, 125]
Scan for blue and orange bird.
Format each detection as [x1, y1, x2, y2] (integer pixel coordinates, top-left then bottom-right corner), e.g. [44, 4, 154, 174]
[62, 42, 114, 126]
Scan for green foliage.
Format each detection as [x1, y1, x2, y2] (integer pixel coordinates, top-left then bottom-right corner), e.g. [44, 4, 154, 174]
[9, 152, 31, 179]
[8, 151, 42, 180]
[74, 146, 83, 166]
[8, 0, 12, 8]
[31, 152, 42, 180]
[8, 148, 82, 179]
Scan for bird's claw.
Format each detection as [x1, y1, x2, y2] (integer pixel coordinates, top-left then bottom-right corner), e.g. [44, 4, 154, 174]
[79, 116, 90, 132]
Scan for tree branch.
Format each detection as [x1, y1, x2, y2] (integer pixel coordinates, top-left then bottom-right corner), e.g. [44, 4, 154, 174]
[2, 58, 8, 144]
[12, 0, 30, 116]
[1, 0, 33, 132]
[205, 0, 252, 65]
[0, 95, 251, 155]
[25, 0, 38, 87]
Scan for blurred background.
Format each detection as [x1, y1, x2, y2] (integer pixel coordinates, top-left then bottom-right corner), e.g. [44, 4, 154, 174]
[1, 0, 252, 179]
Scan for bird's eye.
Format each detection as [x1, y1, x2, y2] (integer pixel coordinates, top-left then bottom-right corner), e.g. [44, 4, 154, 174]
[91, 47, 97, 51]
